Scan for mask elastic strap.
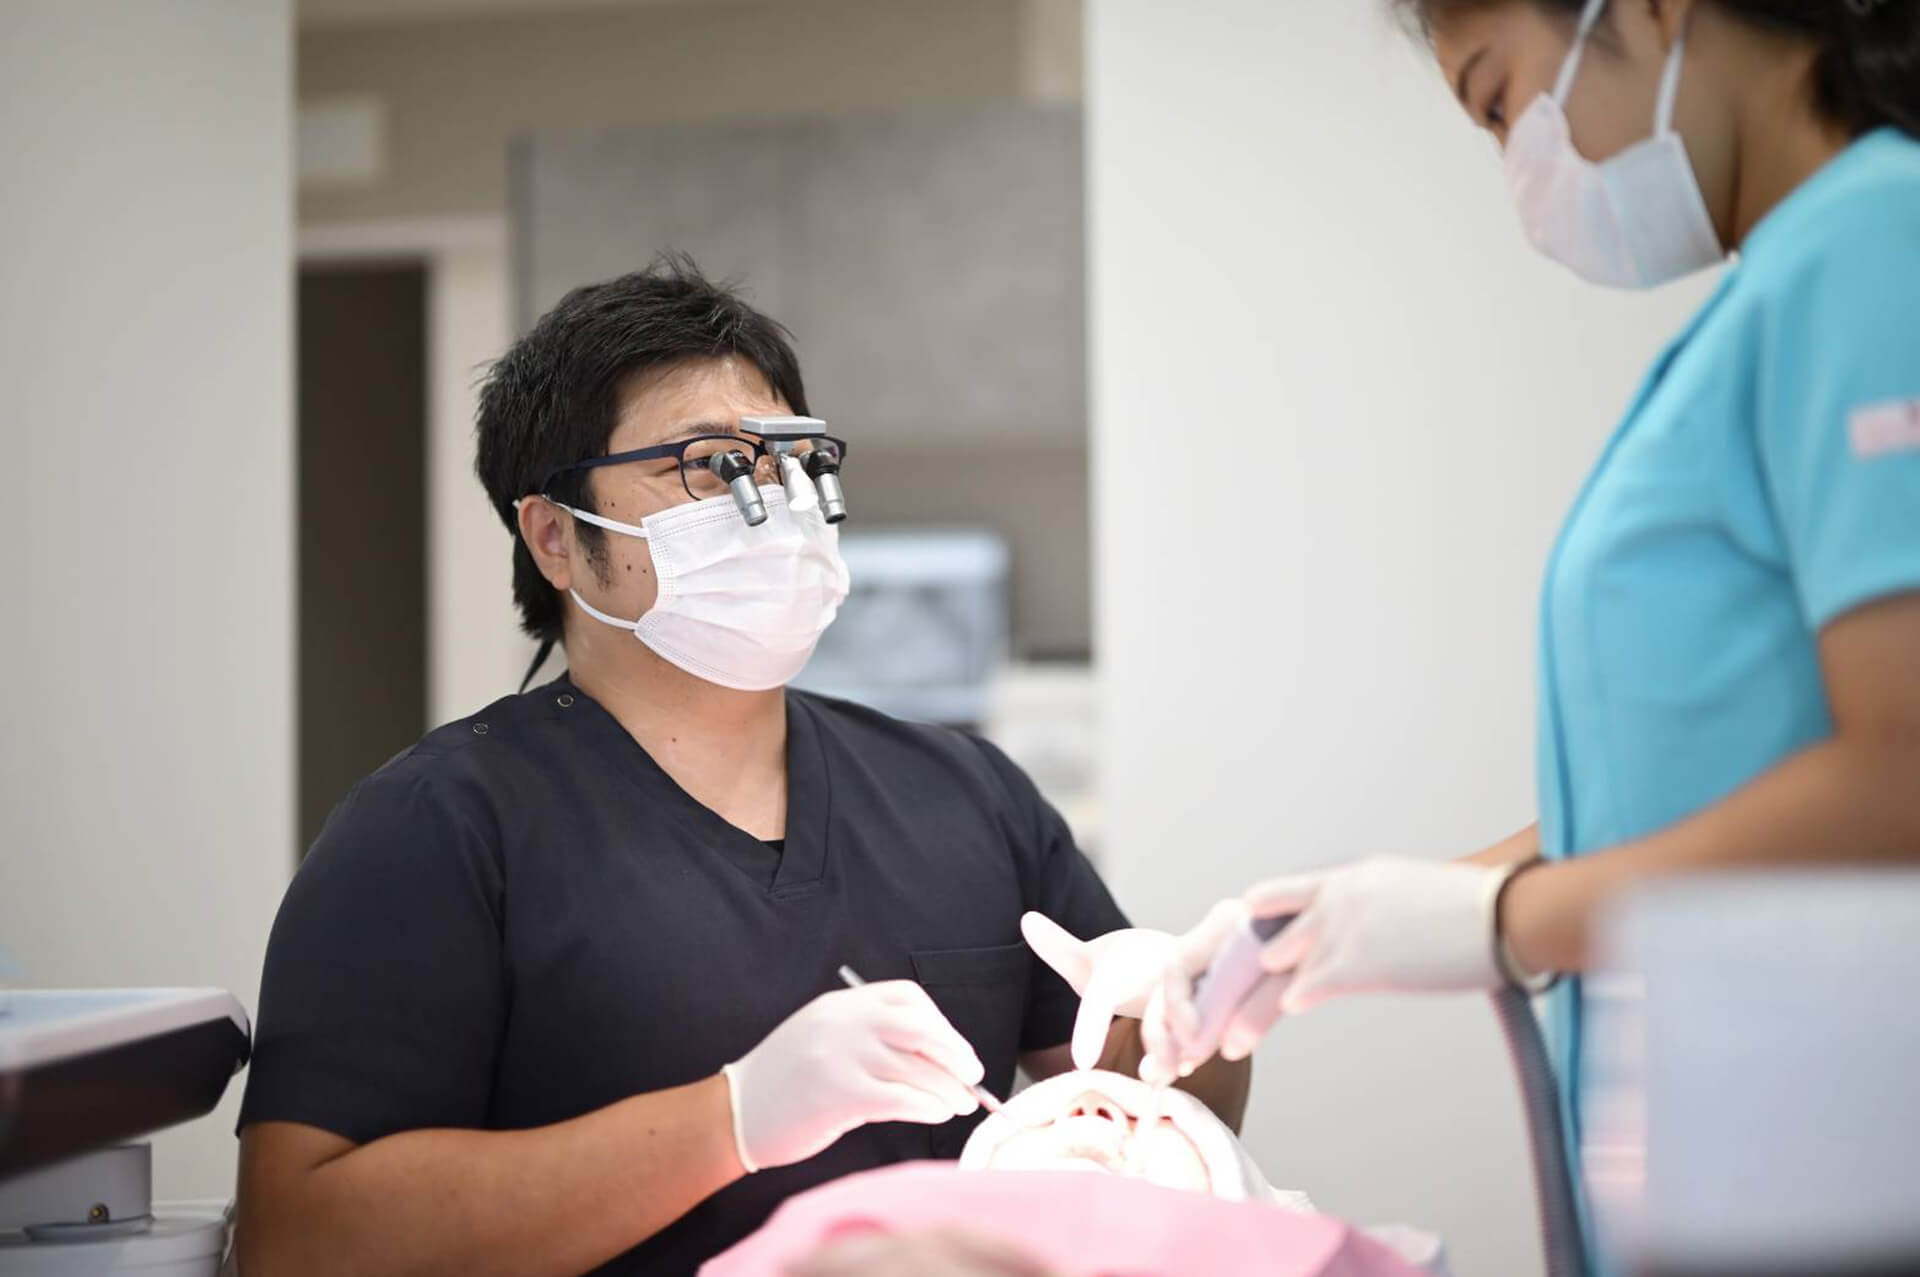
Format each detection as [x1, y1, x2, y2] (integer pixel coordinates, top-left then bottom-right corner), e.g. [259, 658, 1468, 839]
[517, 636, 556, 693]
[569, 587, 642, 633]
[548, 499, 651, 540]
[1552, 0, 1611, 104]
[1652, 17, 1689, 135]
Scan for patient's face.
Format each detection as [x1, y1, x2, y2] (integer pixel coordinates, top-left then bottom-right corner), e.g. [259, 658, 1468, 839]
[960, 1070, 1252, 1199]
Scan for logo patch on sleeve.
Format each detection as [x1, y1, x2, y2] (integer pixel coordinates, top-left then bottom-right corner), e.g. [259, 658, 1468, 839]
[1850, 399, 1920, 459]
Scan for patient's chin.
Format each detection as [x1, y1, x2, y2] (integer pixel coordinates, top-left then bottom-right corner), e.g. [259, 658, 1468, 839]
[989, 1145, 1114, 1175]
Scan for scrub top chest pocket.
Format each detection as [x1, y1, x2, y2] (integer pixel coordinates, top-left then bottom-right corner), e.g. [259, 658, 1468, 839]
[910, 942, 1032, 1156]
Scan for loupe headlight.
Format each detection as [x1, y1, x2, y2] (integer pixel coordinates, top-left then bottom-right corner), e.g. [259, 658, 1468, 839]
[740, 414, 848, 526]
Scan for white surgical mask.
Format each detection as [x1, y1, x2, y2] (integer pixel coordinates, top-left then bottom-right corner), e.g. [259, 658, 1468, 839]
[1503, 0, 1723, 289]
[551, 486, 850, 691]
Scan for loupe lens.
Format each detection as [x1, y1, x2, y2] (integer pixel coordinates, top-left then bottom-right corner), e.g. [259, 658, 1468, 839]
[683, 439, 754, 499]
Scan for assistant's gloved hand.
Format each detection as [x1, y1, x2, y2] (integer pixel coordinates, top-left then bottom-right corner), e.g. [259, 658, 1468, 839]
[1137, 899, 1257, 1086]
[722, 981, 985, 1173]
[1020, 912, 1179, 1070]
[1250, 856, 1511, 1010]
[1143, 857, 1513, 1080]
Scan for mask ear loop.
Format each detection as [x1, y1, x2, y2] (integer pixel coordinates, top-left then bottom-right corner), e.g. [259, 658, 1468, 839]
[568, 587, 644, 633]
[1651, 14, 1689, 137]
[1552, 0, 1611, 105]
[544, 499, 653, 541]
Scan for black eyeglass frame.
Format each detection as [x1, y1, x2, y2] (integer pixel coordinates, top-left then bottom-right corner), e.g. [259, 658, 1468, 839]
[531, 432, 850, 504]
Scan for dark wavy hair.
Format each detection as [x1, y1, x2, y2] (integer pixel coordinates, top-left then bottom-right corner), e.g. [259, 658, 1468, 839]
[474, 253, 808, 647]
[1392, 0, 1920, 139]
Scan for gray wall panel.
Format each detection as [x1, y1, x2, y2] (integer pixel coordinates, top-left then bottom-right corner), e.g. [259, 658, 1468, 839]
[782, 106, 1084, 444]
[519, 121, 804, 329]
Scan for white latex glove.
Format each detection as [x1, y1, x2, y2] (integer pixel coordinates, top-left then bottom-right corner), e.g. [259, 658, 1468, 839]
[722, 982, 985, 1173]
[1020, 912, 1179, 1070]
[1148, 858, 1510, 1078]
[1137, 899, 1263, 1086]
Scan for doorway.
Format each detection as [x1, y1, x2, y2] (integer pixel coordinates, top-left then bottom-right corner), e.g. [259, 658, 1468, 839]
[297, 262, 428, 855]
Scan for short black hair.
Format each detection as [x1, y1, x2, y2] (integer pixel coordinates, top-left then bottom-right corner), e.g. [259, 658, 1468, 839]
[1392, 0, 1920, 140]
[475, 252, 809, 645]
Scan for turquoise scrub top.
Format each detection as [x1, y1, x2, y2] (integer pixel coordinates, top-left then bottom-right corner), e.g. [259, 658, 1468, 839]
[1536, 127, 1920, 1270]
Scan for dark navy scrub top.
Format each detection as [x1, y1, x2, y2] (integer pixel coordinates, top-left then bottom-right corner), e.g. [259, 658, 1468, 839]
[239, 674, 1129, 1274]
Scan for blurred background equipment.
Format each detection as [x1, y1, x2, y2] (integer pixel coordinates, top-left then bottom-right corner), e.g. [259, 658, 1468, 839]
[981, 661, 1100, 855]
[793, 528, 1010, 727]
[1610, 873, 1920, 1277]
[0, 989, 251, 1275]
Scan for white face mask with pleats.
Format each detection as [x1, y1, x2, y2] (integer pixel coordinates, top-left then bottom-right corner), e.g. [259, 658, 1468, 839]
[1502, 0, 1724, 289]
[549, 486, 850, 691]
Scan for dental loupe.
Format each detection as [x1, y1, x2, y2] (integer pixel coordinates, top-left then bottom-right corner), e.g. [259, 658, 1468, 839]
[740, 415, 848, 527]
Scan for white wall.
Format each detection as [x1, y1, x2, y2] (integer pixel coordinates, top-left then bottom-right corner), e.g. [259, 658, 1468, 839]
[0, 0, 295, 1200]
[427, 235, 526, 723]
[1087, 2, 1715, 1273]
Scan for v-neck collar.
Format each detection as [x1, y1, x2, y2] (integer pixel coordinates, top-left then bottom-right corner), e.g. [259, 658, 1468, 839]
[551, 674, 831, 899]
[773, 695, 831, 896]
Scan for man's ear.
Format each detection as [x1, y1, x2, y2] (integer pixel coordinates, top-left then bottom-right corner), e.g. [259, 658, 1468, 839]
[516, 497, 574, 594]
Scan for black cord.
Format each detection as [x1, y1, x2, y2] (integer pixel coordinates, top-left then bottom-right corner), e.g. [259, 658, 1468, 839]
[1492, 984, 1592, 1277]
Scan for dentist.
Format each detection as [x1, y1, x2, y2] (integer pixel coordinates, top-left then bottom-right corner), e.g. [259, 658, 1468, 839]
[236, 256, 1245, 1277]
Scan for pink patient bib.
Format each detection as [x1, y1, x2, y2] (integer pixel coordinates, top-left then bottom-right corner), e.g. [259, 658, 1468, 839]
[700, 1162, 1429, 1277]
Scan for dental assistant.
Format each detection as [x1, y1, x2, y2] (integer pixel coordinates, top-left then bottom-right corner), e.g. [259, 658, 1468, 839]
[235, 258, 1247, 1277]
[1145, 0, 1920, 1264]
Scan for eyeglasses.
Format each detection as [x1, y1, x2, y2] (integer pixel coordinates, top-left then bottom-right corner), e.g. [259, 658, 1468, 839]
[533, 432, 850, 505]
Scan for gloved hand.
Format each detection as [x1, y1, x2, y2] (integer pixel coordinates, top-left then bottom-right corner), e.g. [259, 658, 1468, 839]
[1143, 857, 1512, 1080]
[722, 981, 985, 1173]
[1137, 899, 1259, 1086]
[1020, 912, 1179, 1070]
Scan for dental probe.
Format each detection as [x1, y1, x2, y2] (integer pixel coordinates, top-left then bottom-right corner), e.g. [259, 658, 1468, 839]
[836, 965, 1004, 1114]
